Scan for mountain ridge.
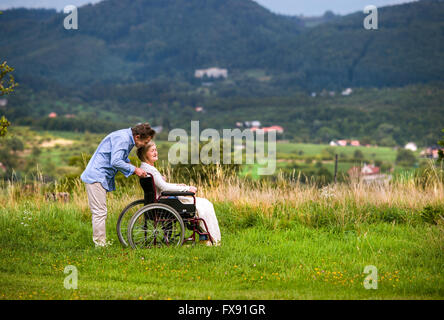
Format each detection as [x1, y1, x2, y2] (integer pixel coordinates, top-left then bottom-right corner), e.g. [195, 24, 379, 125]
[0, 0, 443, 89]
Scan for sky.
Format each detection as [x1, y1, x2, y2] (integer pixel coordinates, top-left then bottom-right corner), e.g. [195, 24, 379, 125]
[0, 0, 419, 16]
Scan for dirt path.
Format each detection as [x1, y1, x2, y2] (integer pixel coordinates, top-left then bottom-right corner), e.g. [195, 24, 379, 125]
[40, 138, 75, 148]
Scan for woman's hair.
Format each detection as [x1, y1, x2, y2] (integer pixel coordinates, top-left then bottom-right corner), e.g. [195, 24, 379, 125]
[137, 141, 156, 162]
[131, 123, 156, 140]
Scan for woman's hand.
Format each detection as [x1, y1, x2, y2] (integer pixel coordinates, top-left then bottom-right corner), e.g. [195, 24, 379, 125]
[188, 186, 197, 193]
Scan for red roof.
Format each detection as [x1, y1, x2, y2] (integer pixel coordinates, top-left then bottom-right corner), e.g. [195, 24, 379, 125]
[250, 126, 284, 133]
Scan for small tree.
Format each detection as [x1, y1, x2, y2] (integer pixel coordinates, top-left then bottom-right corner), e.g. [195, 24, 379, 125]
[353, 149, 364, 160]
[0, 61, 18, 95]
[0, 60, 18, 137]
[396, 149, 417, 167]
[438, 129, 444, 162]
[0, 116, 10, 137]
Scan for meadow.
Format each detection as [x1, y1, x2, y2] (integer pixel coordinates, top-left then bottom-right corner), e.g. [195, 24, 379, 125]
[0, 163, 443, 300]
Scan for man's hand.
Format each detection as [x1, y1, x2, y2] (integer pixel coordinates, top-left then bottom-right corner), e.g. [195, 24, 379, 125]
[188, 186, 197, 193]
[134, 167, 147, 178]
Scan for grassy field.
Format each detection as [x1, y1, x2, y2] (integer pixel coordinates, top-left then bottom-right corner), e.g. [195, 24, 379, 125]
[1, 128, 442, 300]
[276, 142, 399, 162]
[4, 126, 423, 183]
[0, 169, 443, 300]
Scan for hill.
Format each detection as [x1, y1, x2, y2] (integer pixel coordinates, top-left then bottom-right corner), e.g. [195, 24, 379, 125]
[0, 0, 443, 89]
[0, 0, 300, 86]
[0, 0, 443, 147]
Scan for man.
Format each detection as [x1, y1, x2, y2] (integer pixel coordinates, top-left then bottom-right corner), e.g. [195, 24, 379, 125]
[81, 123, 155, 247]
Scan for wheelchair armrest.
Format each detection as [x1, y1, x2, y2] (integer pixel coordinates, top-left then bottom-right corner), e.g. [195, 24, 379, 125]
[160, 191, 195, 197]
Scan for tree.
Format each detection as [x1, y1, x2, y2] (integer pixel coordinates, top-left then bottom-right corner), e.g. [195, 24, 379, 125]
[438, 129, 444, 162]
[353, 150, 364, 160]
[7, 136, 24, 153]
[396, 149, 417, 167]
[0, 60, 18, 137]
[0, 116, 10, 137]
[0, 61, 18, 95]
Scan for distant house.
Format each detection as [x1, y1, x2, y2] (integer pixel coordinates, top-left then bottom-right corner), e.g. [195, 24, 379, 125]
[361, 164, 380, 175]
[0, 99, 7, 107]
[251, 121, 261, 128]
[244, 121, 261, 128]
[48, 112, 57, 118]
[264, 126, 284, 133]
[348, 164, 390, 184]
[250, 125, 284, 134]
[404, 142, 417, 152]
[195, 106, 204, 112]
[195, 68, 228, 79]
[342, 88, 353, 96]
[331, 139, 360, 147]
[420, 146, 443, 159]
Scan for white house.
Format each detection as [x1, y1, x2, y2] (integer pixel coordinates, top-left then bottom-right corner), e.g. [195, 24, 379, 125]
[342, 88, 353, 96]
[244, 121, 261, 128]
[251, 120, 261, 127]
[404, 142, 418, 152]
[195, 68, 228, 79]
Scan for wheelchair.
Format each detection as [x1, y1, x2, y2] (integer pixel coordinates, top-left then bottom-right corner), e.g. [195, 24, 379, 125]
[116, 174, 213, 248]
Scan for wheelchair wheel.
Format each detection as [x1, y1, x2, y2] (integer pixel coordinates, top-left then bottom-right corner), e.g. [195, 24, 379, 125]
[116, 199, 145, 247]
[127, 203, 185, 249]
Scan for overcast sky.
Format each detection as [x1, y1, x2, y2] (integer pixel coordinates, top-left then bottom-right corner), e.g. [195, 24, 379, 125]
[0, 0, 419, 16]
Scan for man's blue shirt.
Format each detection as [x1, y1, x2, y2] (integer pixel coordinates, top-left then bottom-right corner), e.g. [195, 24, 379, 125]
[81, 128, 136, 192]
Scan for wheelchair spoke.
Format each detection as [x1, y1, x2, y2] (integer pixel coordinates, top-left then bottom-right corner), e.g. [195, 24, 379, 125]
[129, 206, 184, 248]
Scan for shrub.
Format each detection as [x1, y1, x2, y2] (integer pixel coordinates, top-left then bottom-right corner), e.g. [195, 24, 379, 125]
[420, 205, 444, 225]
[396, 149, 417, 166]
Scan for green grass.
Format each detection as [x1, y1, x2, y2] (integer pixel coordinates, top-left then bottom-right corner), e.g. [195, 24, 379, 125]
[0, 201, 442, 300]
[276, 142, 398, 162]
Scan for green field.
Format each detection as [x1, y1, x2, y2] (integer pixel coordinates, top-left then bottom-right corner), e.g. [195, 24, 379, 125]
[0, 199, 442, 300]
[276, 142, 399, 162]
[3, 127, 422, 183]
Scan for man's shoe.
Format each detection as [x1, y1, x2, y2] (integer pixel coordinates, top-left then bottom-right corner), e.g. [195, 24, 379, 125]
[94, 240, 112, 248]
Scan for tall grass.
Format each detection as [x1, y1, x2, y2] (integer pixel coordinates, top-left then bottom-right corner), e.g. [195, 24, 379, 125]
[1, 162, 443, 231]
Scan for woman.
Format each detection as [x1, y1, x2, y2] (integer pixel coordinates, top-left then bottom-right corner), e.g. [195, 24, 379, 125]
[137, 141, 221, 246]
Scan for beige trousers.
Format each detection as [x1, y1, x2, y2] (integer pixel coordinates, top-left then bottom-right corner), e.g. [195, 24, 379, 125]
[85, 182, 107, 246]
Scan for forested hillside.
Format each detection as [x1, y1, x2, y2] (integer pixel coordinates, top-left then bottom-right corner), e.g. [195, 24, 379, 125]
[0, 0, 443, 88]
[0, 0, 443, 146]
